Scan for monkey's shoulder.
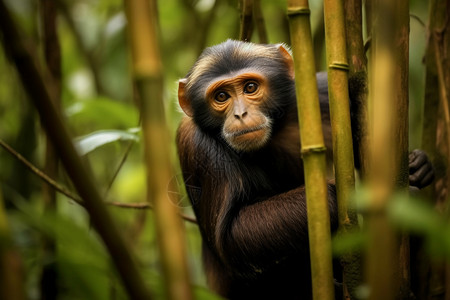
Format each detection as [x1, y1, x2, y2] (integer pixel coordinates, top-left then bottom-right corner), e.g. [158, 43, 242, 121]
[176, 117, 196, 147]
[176, 117, 229, 168]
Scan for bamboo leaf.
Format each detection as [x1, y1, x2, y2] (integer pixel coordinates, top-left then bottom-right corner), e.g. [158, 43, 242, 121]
[389, 195, 450, 259]
[332, 231, 367, 256]
[66, 97, 139, 130]
[75, 129, 139, 156]
[389, 195, 444, 236]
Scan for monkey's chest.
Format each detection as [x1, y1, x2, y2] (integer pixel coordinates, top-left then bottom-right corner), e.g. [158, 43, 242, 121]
[240, 151, 304, 198]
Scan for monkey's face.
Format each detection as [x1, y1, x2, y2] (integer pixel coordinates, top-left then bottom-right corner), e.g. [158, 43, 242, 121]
[206, 71, 272, 151]
[178, 40, 296, 153]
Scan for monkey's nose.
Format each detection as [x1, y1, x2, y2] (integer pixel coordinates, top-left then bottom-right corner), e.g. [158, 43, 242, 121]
[234, 111, 248, 119]
[233, 100, 248, 119]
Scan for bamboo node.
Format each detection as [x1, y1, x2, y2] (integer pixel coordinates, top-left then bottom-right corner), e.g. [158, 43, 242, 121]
[301, 145, 327, 155]
[329, 62, 349, 71]
[287, 7, 310, 16]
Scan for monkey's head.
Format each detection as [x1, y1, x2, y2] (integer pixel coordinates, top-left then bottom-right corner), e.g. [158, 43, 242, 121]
[178, 40, 295, 152]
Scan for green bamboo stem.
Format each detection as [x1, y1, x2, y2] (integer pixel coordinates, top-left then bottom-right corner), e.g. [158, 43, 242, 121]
[323, 0, 360, 298]
[432, 14, 450, 300]
[394, 2, 411, 298]
[124, 1, 193, 299]
[366, 1, 404, 299]
[367, 48, 398, 300]
[253, 0, 268, 43]
[287, 1, 335, 299]
[40, 1, 61, 298]
[418, 1, 446, 296]
[394, 0, 410, 190]
[0, 2, 152, 299]
[434, 32, 450, 207]
[239, 0, 254, 41]
[344, 0, 369, 177]
[323, 0, 355, 239]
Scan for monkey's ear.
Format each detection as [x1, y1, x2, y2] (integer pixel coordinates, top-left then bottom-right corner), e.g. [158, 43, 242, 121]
[178, 78, 193, 117]
[276, 44, 295, 79]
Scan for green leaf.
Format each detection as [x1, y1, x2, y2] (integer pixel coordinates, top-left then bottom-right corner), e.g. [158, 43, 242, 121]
[75, 129, 139, 156]
[388, 194, 444, 235]
[66, 97, 139, 132]
[332, 231, 367, 256]
[388, 195, 450, 259]
[9, 199, 112, 299]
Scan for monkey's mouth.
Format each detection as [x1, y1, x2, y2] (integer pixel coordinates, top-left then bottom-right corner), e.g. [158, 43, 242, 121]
[223, 123, 268, 139]
[225, 124, 268, 138]
[222, 122, 272, 152]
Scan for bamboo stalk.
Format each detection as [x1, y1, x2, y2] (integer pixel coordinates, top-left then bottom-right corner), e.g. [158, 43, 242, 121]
[394, 2, 411, 299]
[419, 1, 450, 298]
[419, 2, 444, 297]
[0, 2, 152, 299]
[433, 32, 450, 204]
[324, 0, 355, 242]
[124, 1, 193, 299]
[253, 0, 268, 43]
[433, 17, 450, 300]
[367, 44, 398, 300]
[287, 1, 335, 299]
[323, 0, 359, 298]
[239, 0, 254, 41]
[40, 1, 61, 298]
[366, 1, 404, 299]
[344, 0, 369, 177]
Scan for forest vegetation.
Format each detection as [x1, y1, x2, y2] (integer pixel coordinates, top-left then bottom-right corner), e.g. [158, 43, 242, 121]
[0, 0, 449, 299]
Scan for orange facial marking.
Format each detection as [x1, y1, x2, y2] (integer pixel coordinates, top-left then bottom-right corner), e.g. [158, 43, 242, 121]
[206, 72, 268, 113]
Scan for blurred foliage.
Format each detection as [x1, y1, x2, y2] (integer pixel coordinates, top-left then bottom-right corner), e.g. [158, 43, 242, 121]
[0, 0, 446, 299]
[333, 188, 450, 260]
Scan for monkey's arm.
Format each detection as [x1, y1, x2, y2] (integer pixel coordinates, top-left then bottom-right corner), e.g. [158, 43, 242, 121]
[216, 185, 338, 280]
[177, 118, 337, 280]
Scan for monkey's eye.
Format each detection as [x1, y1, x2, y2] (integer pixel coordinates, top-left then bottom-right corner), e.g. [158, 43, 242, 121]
[214, 91, 230, 103]
[244, 81, 259, 94]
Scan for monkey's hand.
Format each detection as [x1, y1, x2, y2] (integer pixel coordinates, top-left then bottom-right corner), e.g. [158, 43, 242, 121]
[409, 149, 434, 189]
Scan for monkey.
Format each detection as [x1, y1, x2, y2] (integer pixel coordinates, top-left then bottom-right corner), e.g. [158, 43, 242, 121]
[176, 40, 434, 299]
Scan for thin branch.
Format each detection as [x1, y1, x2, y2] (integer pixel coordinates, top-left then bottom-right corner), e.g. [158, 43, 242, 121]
[410, 14, 425, 28]
[0, 138, 197, 224]
[105, 201, 197, 223]
[364, 36, 372, 53]
[104, 141, 134, 197]
[0, 139, 77, 201]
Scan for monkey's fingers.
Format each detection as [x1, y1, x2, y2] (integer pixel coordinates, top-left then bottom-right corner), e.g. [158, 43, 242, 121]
[409, 161, 434, 189]
[408, 149, 428, 172]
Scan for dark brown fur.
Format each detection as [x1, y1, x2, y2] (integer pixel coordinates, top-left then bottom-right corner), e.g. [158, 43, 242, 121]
[176, 40, 434, 299]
